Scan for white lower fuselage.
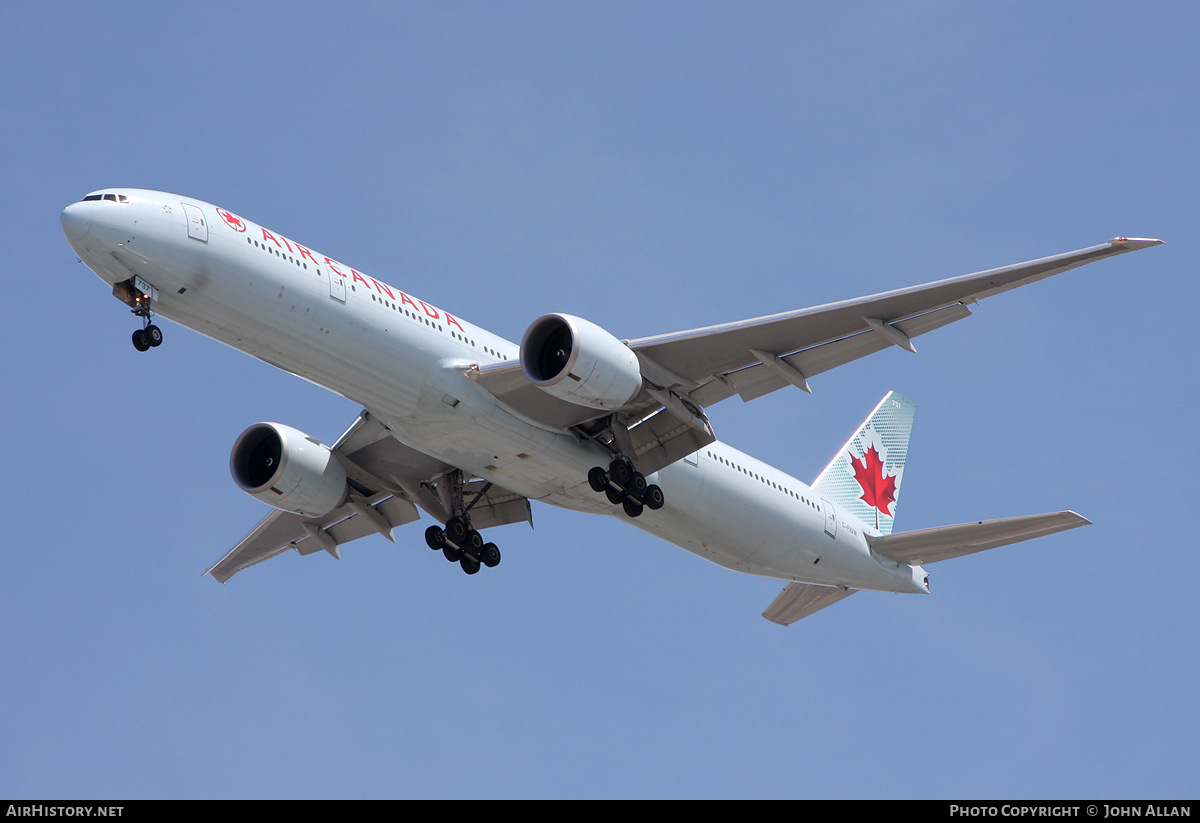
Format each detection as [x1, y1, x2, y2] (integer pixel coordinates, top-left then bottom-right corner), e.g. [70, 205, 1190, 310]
[62, 189, 927, 595]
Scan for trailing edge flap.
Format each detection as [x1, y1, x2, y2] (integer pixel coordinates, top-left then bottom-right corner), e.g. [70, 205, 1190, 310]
[866, 511, 1091, 566]
[762, 582, 857, 626]
[206, 410, 531, 583]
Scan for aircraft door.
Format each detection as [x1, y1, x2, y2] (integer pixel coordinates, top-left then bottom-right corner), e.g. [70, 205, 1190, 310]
[181, 203, 208, 242]
[821, 499, 837, 538]
[328, 267, 347, 302]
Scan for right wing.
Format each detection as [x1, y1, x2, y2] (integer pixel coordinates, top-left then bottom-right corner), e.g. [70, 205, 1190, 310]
[206, 411, 531, 582]
[629, 237, 1162, 407]
[472, 238, 1161, 472]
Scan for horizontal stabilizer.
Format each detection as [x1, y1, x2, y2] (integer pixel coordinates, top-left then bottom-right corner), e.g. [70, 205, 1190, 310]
[762, 582, 857, 626]
[867, 510, 1091, 566]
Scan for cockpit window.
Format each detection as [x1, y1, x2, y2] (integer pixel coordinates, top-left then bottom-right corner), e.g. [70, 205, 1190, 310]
[81, 193, 129, 203]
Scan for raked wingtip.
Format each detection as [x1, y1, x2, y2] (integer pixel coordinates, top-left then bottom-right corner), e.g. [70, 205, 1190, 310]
[1109, 236, 1164, 249]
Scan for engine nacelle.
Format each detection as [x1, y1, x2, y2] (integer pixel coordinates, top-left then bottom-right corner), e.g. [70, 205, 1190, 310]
[520, 313, 643, 411]
[230, 422, 347, 518]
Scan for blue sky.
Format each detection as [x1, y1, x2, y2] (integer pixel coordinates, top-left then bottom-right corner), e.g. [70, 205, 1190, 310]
[2, 1, 1196, 799]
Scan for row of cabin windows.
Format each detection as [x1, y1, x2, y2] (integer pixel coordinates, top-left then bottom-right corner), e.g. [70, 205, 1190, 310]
[247, 235, 309, 270]
[705, 450, 820, 511]
[370, 291, 444, 333]
[244, 232, 513, 362]
[368, 291, 510, 360]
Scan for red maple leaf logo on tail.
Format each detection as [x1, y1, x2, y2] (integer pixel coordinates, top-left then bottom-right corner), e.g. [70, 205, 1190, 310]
[849, 444, 898, 516]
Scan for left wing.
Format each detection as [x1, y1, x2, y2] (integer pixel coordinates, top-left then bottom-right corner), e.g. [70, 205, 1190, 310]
[474, 238, 1161, 440]
[206, 411, 531, 582]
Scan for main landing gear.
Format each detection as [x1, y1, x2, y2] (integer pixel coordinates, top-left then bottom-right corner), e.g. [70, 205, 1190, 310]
[587, 456, 664, 518]
[420, 471, 502, 575]
[424, 518, 501, 575]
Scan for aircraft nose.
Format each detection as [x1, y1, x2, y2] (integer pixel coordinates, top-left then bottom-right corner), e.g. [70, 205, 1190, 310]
[61, 201, 92, 242]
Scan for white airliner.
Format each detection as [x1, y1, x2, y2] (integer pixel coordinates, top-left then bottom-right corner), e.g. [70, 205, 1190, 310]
[60, 189, 1161, 625]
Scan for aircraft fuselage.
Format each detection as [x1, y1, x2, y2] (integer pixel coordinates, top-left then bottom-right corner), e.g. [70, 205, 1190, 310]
[62, 189, 928, 595]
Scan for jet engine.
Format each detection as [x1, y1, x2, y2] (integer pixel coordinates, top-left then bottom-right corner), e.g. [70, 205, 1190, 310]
[230, 422, 347, 518]
[520, 313, 643, 411]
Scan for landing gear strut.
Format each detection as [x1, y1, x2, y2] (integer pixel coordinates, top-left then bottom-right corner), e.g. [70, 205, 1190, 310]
[587, 456, 664, 518]
[421, 473, 503, 575]
[129, 287, 163, 352]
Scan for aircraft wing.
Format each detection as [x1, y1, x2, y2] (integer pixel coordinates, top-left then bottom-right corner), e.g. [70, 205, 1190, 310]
[630, 237, 1162, 406]
[206, 411, 531, 582]
[866, 510, 1091, 566]
[473, 238, 1161, 437]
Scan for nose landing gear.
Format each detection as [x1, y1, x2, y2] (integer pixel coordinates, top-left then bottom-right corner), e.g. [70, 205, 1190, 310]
[115, 277, 164, 352]
[132, 322, 163, 352]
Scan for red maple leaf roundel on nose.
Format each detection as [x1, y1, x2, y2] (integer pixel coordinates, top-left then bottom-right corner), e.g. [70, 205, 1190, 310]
[216, 207, 246, 232]
[849, 444, 898, 516]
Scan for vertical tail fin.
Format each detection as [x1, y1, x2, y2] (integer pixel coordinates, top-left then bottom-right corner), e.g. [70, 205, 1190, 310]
[812, 391, 915, 536]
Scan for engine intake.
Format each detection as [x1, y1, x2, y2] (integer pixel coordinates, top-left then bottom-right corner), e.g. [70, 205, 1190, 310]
[230, 422, 347, 518]
[520, 313, 642, 411]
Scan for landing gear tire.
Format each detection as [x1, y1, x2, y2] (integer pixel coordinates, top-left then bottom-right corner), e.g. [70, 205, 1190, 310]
[132, 328, 150, 352]
[443, 544, 462, 563]
[629, 472, 647, 497]
[445, 517, 469, 547]
[425, 526, 446, 550]
[609, 457, 633, 487]
[481, 542, 501, 568]
[460, 556, 481, 575]
[644, 484, 665, 510]
[145, 324, 163, 347]
[605, 486, 623, 506]
[588, 466, 609, 492]
[623, 497, 644, 518]
[464, 530, 484, 556]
